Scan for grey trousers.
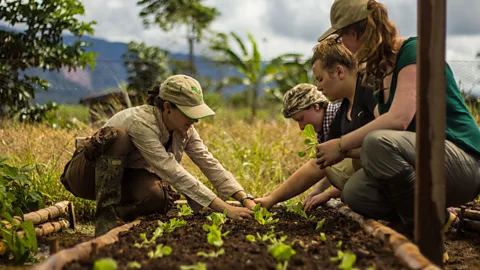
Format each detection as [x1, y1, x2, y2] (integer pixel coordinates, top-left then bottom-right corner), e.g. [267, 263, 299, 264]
[341, 130, 480, 232]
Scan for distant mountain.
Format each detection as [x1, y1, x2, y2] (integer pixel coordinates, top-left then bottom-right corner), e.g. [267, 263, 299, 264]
[29, 35, 233, 104]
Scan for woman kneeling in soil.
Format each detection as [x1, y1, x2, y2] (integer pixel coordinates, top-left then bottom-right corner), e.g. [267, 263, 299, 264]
[255, 37, 376, 210]
[315, 0, 480, 254]
[60, 75, 255, 236]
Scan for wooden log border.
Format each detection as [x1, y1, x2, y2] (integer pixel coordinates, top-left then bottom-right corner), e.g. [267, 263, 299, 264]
[34, 219, 141, 270]
[326, 199, 441, 270]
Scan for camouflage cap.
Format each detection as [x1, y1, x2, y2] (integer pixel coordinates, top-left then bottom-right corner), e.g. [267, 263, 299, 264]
[159, 74, 215, 120]
[282, 83, 329, 118]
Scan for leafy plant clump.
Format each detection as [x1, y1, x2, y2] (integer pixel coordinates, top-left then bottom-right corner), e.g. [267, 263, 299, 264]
[206, 210, 228, 227]
[158, 218, 187, 233]
[148, 244, 172, 259]
[134, 218, 186, 248]
[253, 203, 279, 225]
[177, 204, 194, 217]
[268, 242, 296, 262]
[180, 262, 207, 270]
[202, 223, 229, 248]
[330, 251, 358, 270]
[298, 124, 318, 158]
[293, 202, 316, 221]
[197, 248, 225, 258]
[93, 258, 118, 270]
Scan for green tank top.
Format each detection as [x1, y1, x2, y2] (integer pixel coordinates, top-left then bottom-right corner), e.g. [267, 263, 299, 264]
[377, 37, 480, 159]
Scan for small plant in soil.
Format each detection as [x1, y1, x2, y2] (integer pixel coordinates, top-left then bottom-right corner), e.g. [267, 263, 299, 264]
[253, 203, 279, 225]
[330, 251, 358, 270]
[93, 258, 117, 270]
[293, 202, 316, 221]
[268, 242, 296, 263]
[320, 232, 327, 241]
[298, 124, 318, 158]
[177, 204, 194, 217]
[206, 209, 227, 227]
[197, 248, 225, 258]
[202, 223, 229, 248]
[180, 262, 207, 270]
[127, 261, 142, 269]
[247, 228, 286, 243]
[148, 244, 172, 259]
[316, 218, 326, 231]
[158, 218, 186, 233]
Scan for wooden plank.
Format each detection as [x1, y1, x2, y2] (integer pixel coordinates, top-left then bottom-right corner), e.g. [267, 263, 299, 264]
[415, 0, 447, 266]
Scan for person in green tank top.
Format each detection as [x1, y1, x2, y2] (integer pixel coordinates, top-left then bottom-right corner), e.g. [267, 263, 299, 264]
[315, 0, 480, 263]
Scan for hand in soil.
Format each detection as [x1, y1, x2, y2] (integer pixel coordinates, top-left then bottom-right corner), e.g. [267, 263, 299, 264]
[254, 196, 276, 210]
[304, 193, 330, 212]
[302, 187, 324, 207]
[242, 199, 257, 210]
[226, 205, 253, 220]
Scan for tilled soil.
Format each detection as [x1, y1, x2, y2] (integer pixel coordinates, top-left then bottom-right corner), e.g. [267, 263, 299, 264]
[68, 207, 409, 270]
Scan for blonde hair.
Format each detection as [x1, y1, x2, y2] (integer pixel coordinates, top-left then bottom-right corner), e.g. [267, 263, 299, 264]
[311, 36, 357, 73]
[344, 0, 399, 90]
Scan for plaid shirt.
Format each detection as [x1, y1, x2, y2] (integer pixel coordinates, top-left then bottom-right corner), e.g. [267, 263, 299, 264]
[317, 102, 341, 143]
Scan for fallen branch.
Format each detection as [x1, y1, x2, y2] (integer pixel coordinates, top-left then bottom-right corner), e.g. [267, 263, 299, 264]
[452, 207, 480, 221]
[326, 199, 441, 270]
[34, 219, 142, 270]
[21, 201, 71, 225]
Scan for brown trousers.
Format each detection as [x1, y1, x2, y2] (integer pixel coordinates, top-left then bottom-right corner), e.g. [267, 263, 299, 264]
[60, 128, 178, 219]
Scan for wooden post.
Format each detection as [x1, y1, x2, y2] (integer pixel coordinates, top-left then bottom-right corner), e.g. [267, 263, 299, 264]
[68, 202, 76, 230]
[49, 238, 59, 255]
[415, 0, 446, 266]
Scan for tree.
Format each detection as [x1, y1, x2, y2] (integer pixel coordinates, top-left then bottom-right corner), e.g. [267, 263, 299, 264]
[137, 0, 219, 76]
[210, 32, 302, 119]
[0, 0, 97, 118]
[122, 41, 171, 98]
[264, 57, 314, 102]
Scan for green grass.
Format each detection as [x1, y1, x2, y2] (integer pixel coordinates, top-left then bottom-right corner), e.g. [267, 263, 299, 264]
[56, 104, 90, 123]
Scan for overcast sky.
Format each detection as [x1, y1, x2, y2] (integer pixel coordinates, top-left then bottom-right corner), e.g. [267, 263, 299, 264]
[76, 0, 480, 61]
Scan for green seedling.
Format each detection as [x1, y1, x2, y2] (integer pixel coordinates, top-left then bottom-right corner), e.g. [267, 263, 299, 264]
[251, 228, 285, 243]
[294, 202, 316, 221]
[253, 203, 279, 225]
[298, 124, 318, 158]
[246, 234, 256, 242]
[336, 241, 343, 248]
[320, 232, 327, 242]
[158, 218, 186, 233]
[148, 244, 172, 259]
[180, 262, 207, 270]
[338, 252, 358, 270]
[177, 204, 193, 217]
[268, 242, 296, 262]
[197, 248, 225, 258]
[127, 261, 142, 269]
[276, 261, 289, 270]
[330, 250, 345, 262]
[316, 218, 326, 231]
[93, 258, 117, 270]
[206, 210, 228, 227]
[202, 224, 229, 248]
[282, 199, 299, 213]
[134, 227, 163, 248]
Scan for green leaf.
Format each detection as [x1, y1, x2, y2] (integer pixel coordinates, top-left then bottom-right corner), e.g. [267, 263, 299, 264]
[268, 242, 296, 261]
[339, 252, 357, 270]
[298, 151, 307, 157]
[127, 261, 142, 269]
[336, 241, 343, 248]
[315, 218, 326, 231]
[304, 139, 312, 145]
[246, 235, 256, 242]
[93, 258, 117, 270]
[180, 262, 207, 270]
[320, 232, 327, 242]
[301, 124, 317, 142]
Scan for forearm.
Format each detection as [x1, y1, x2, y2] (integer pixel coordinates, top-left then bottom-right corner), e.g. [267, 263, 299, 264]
[208, 197, 231, 213]
[324, 187, 342, 199]
[346, 148, 361, 159]
[270, 159, 325, 204]
[342, 112, 406, 151]
[314, 177, 331, 193]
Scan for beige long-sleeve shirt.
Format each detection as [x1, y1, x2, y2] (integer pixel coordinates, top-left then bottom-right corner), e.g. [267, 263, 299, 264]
[100, 105, 244, 209]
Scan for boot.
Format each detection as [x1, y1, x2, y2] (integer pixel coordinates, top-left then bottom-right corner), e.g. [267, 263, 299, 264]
[95, 155, 125, 237]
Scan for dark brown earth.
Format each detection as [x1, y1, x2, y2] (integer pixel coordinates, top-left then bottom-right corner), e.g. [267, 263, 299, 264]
[67, 207, 409, 270]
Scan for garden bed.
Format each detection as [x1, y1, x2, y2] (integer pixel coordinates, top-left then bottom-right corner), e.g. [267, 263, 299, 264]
[66, 206, 409, 270]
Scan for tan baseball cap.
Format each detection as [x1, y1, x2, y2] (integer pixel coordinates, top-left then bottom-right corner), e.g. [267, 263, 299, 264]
[317, 0, 370, 42]
[159, 75, 215, 120]
[282, 83, 329, 118]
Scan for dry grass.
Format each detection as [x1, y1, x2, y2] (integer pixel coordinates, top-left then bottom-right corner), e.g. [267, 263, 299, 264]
[0, 111, 305, 219]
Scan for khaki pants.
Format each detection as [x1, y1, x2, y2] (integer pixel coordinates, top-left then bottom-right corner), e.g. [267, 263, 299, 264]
[325, 158, 357, 190]
[60, 133, 178, 219]
[341, 130, 480, 232]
